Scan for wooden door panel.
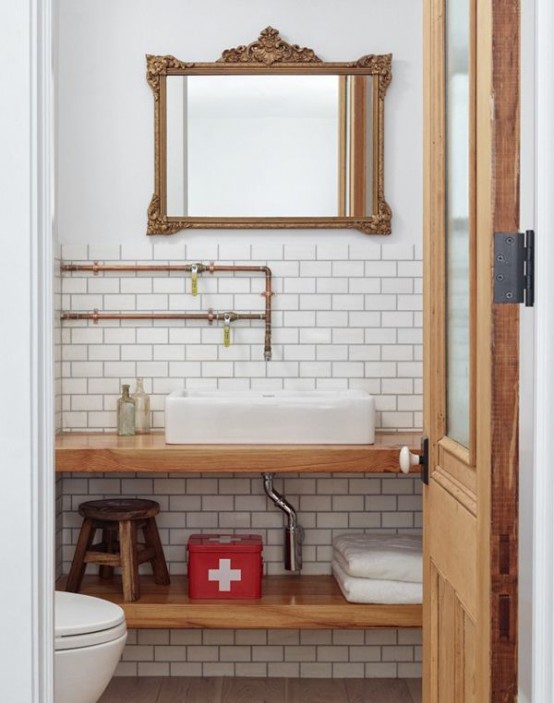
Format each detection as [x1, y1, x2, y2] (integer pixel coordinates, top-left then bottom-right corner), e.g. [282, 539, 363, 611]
[427, 482, 477, 618]
[432, 465, 477, 516]
[436, 570, 456, 703]
[437, 437, 477, 494]
[424, 0, 519, 697]
[461, 608, 477, 703]
[428, 561, 477, 703]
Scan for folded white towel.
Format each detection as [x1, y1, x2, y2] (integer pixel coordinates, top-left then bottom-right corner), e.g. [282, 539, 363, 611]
[332, 559, 422, 604]
[332, 533, 422, 583]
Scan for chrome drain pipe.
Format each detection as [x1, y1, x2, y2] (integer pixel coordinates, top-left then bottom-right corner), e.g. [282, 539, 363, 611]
[262, 473, 303, 572]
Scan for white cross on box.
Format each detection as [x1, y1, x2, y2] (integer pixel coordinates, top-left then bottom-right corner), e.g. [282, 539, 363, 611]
[208, 558, 242, 592]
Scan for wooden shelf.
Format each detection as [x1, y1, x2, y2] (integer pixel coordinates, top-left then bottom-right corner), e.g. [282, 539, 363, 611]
[55, 574, 422, 630]
[55, 431, 420, 474]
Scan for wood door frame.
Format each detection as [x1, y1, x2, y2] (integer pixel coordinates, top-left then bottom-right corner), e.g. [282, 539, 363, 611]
[423, 0, 520, 698]
[487, 1, 520, 695]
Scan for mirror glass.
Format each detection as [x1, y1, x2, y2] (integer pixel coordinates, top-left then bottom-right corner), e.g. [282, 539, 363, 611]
[166, 75, 375, 218]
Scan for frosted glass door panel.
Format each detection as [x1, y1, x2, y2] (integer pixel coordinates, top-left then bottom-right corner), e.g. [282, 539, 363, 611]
[445, 0, 471, 448]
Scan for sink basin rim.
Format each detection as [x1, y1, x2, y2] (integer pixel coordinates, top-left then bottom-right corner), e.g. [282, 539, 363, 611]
[165, 388, 375, 445]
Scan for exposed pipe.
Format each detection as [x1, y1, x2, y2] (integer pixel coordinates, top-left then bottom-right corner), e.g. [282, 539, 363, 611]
[60, 310, 264, 322]
[61, 262, 270, 277]
[262, 472, 303, 572]
[60, 261, 273, 359]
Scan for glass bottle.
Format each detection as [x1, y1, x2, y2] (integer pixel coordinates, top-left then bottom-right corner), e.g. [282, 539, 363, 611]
[132, 377, 151, 434]
[117, 384, 135, 436]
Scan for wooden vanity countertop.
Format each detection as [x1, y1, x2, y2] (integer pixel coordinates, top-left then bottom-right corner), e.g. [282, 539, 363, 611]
[55, 431, 421, 474]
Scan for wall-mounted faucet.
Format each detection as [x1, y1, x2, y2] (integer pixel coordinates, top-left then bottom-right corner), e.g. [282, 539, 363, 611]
[262, 473, 303, 572]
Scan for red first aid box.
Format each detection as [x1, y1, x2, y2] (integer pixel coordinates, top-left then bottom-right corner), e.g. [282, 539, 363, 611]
[187, 534, 263, 599]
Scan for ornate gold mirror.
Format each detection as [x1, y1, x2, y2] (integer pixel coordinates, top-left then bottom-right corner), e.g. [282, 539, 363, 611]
[147, 27, 392, 235]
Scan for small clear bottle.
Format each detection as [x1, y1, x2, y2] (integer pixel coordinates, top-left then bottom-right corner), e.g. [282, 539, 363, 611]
[117, 384, 135, 436]
[132, 377, 151, 434]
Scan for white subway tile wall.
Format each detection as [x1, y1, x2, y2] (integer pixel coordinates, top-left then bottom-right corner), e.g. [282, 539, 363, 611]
[59, 242, 423, 432]
[115, 628, 422, 678]
[62, 473, 422, 576]
[59, 241, 423, 677]
[62, 472, 422, 677]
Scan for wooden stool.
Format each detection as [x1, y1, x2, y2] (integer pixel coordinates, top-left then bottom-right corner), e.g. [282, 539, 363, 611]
[66, 498, 170, 602]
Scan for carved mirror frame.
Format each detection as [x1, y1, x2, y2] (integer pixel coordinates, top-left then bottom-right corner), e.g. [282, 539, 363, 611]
[146, 27, 392, 235]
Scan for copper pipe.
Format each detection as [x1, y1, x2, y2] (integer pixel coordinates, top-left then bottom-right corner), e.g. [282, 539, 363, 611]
[61, 261, 273, 360]
[62, 263, 194, 273]
[61, 262, 271, 276]
[61, 311, 265, 322]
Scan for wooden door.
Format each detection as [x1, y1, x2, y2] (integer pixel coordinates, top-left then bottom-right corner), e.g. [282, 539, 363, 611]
[423, 0, 519, 700]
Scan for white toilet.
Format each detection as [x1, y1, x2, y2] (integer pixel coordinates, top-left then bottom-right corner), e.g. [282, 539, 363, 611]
[55, 592, 127, 703]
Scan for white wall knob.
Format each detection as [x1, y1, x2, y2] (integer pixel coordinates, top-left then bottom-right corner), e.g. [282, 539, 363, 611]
[399, 446, 420, 474]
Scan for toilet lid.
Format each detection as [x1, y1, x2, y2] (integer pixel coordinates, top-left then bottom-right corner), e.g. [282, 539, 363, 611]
[55, 592, 125, 639]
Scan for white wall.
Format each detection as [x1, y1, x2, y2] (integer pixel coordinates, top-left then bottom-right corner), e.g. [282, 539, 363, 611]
[56, 0, 422, 246]
[518, 1, 535, 700]
[0, 3, 38, 696]
[530, 0, 554, 698]
[0, 1, 55, 701]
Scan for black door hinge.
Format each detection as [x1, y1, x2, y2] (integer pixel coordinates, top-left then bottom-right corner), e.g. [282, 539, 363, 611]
[420, 436, 429, 485]
[493, 230, 534, 307]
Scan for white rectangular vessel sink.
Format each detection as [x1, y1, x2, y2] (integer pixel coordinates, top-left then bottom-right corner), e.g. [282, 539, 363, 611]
[165, 389, 375, 445]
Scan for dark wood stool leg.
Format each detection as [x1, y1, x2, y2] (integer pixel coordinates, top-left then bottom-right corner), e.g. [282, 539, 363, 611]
[66, 518, 96, 593]
[143, 517, 170, 585]
[119, 519, 140, 602]
[99, 525, 117, 580]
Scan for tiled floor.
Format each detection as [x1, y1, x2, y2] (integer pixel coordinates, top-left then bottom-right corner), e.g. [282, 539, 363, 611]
[98, 677, 422, 703]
